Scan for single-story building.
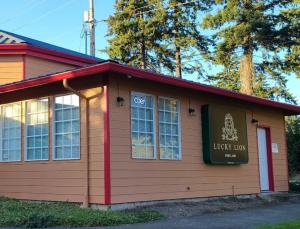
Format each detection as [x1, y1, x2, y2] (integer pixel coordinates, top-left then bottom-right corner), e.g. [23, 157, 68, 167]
[0, 30, 300, 208]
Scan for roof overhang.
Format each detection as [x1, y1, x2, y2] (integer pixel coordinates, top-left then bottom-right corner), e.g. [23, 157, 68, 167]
[0, 61, 299, 115]
[0, 44, 98, 66]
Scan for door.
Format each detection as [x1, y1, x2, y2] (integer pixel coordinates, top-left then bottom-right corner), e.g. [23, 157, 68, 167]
[257, 128, 273, 191]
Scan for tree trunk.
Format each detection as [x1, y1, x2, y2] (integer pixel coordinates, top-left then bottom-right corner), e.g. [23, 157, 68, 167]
[141, 42, 146, 70]
[174, 5, 182, 78]
[240, 0, 254, 95]
[240, 51, 254, 95]
[175, 46, 182, 78]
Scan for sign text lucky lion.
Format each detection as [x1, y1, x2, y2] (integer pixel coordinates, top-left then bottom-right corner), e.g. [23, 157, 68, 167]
[201, 105, 249, 164]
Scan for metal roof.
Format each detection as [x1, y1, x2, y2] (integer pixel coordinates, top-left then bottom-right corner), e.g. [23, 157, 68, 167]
[0, 29, 102, 62]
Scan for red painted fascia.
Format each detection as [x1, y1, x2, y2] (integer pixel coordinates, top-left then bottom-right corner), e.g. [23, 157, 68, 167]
[0, 62, 111, 93]
[0, 61, 299, 115]
[103, 85, 111, 205]
[107, 62, 300, 114]
[0, 44, 98, 66]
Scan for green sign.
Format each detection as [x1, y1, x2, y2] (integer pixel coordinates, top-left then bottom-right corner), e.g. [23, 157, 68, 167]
[201, 105, 248, 164]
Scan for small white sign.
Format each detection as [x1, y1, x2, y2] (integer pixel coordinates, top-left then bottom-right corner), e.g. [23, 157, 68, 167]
[133, 96, 145, 105]
[272, 143, 279, 153]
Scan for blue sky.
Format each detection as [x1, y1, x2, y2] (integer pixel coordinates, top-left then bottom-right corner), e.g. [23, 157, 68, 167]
[1, 0, 299, 103]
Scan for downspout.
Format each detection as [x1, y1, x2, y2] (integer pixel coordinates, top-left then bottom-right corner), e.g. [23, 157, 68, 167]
[63, 79, 102, 208]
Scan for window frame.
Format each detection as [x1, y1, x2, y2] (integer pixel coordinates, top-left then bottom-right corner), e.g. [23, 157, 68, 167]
[24, 98, 50, 162]
[130, 91, 156, 160]
[0, 102, 22, 163]
[158, 96, 182, 160]
[52, 93, 81, 161]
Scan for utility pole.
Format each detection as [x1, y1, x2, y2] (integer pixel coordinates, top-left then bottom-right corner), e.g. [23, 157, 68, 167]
[83, 0, 96, 56]
[89, 0, 95, 57]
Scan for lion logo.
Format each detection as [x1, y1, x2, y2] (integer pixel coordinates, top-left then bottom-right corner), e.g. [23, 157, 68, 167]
[222, 113, 238, 141]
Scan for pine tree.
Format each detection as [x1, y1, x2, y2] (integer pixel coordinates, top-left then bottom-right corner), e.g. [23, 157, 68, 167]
[163, 0, 212, 78]
[286, 116, 300, 175]
[202, 0, 299, 102]
[107, 0, 212, 78]
[106, 0, 167, 70]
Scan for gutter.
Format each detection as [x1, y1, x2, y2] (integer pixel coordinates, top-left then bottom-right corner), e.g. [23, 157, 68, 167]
[63, 79, 102, 207]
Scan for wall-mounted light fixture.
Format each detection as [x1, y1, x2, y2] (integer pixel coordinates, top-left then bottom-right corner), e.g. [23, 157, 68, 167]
[117, 96, 125, 106]
[188, 108, 195, 116]
[188, 97, 195, 116]
[251, 118, 258, 124]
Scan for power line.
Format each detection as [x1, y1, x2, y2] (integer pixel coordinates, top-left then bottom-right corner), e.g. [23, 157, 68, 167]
[12, 0, 76, 32]
[133, 0, 200, 16]
[0, 0, 48, 26]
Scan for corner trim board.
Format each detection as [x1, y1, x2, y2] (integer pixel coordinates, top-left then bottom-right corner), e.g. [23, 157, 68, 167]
[103, 85, 111, 205]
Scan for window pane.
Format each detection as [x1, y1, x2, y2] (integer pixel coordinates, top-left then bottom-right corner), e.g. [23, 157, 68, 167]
[25, 99, 49, 161]
[54, 94, 80, 160]
[131, 92, 155, 159]
[158, 98, 181, 160]
[0, 103, 21, 162]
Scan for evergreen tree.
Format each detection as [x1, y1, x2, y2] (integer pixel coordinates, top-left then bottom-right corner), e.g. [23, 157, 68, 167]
[106, 0, 212, 78]
[286, 116, 300, 175]
[202, 0, 299, 102]
[161, 0, 212, 78]
[106, 0, 167, 70]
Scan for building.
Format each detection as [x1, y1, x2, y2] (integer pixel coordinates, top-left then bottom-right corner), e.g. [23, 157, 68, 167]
[0, 30, 300, 208]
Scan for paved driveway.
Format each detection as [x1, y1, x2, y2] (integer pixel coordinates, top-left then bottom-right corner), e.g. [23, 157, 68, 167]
[101, 202, 300, 229]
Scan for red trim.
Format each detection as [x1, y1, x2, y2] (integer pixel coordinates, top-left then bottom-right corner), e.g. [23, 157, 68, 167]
[0, 62, 111, 93]
[103, 85, 111, 205]
[265, 128, 275, 191]
[258, 126, 275, 191]
[0, 44, 98, 66]
[0, 61, 299, 115]
[255, 124, 262, 193]
[108, 63, 300, 115]
[22, 54, 26, 80]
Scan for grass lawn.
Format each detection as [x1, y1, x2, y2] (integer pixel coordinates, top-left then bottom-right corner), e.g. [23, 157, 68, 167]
[0, 197, 164, 228]
[254, 219, 300, 229]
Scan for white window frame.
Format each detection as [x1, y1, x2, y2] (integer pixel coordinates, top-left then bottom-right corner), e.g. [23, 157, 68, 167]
[52, 94, 81, 161]
[131, 91, 156, 160]
[24, 98, 49, 161]
[0, 102, 22, 162]
[158, 96, 182, 160]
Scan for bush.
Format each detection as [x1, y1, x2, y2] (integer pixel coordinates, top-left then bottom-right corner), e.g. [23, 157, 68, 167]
[290, 182, 300, 192]
[0, 197, 164, 228]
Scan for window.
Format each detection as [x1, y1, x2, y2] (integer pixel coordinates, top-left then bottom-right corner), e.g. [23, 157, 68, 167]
[131, 92, 155, 159]
[53, 94, 80, 160]
[25, 98, 49, 161]
[158, 97, 181, 160]
[0, 103, 21, 162]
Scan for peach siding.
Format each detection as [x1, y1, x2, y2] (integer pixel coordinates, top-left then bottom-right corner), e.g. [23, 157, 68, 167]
[0, 88, 105, 204]
[25, 56, 75, 79]
[0, 55, 23, 85]
[109, 77, 288, 204]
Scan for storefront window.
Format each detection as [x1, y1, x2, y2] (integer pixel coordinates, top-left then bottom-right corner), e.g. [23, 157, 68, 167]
[25, 98, 49, 161]
[0, 103, 21, 162]
[131, 92, 156, 159]
[158, 97, 181, 160]
[53, 94, 80, 160]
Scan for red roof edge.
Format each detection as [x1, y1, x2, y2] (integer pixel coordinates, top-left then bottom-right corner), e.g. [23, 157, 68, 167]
[0, 61, 299, 115]
[0, 44, 99, 66]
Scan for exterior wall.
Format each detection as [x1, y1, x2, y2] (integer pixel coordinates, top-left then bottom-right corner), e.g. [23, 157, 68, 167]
[0, 87, 105, 204]
[0, 55, 23, 85]
[108, 76, 288, 204]
[25, 56, 75, 79]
